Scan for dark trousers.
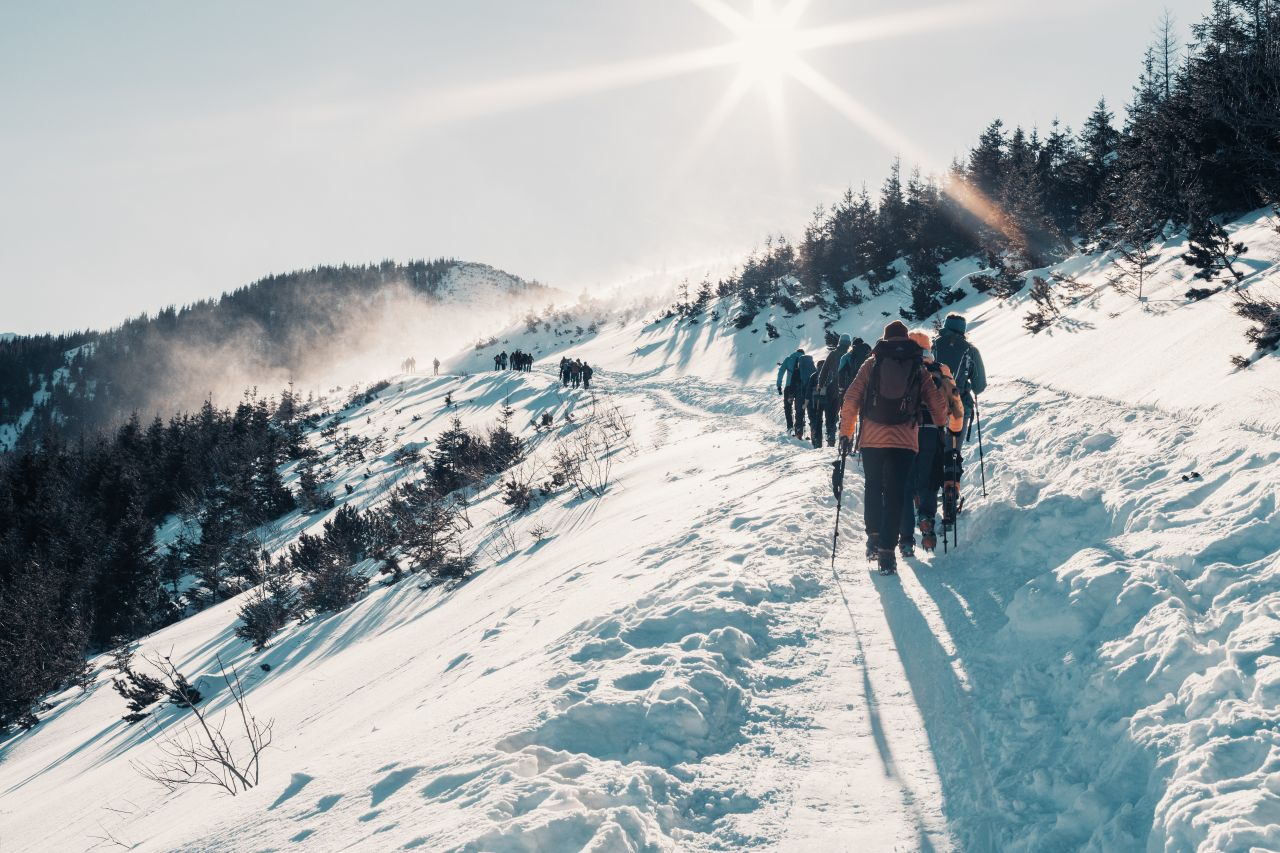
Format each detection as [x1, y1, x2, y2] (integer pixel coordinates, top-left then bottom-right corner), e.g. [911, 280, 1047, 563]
[807, 401, 823, 447]
[793, 393, 807, 436]
[811, 394, 839, 446]
[783, 387, 798, 430]
[901, 427, 940, 536]
[862, 447, 916, 550]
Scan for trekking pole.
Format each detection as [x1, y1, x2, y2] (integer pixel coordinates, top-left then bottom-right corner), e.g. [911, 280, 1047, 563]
[830, 450, 847, 571]
[975, 397, 988, 498]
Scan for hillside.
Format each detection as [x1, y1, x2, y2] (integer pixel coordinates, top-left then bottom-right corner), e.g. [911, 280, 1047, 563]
[1, 212, 1278, 851]
[0, 260, 559, 450]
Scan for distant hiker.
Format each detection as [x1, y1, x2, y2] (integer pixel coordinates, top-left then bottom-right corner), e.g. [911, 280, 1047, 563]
[570, 359, 583, 388]
[776, 348, 807, 435]
[899, 329, 965, 554]
[560, 357, 571, 386]
[433, 358, 440, 376]
[582, 362, 594, 389]
[787, 352, 817, 440]
[494, 353, 503, 371]
[812, 334, 854, 448]
[806, 358, 826, 448]
[838, 337, 872, 392]
[838, 320, 950, 576]
[932, 313, 986, 439]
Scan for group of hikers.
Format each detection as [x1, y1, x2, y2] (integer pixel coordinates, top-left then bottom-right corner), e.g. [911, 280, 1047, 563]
[401, 356, 439, 375]
[559, 357, 594, 389]
[494, 350, 534, 372]
[777, 313, 987, 575]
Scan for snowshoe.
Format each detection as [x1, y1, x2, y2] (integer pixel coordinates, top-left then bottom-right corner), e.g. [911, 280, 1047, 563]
[877, 549, 897, 576]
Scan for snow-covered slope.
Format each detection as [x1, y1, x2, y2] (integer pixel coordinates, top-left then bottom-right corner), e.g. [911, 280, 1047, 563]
[2, 213, 1279, 851]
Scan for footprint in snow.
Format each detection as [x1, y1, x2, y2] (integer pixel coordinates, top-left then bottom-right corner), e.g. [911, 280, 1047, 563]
[370, 767, 423, 807]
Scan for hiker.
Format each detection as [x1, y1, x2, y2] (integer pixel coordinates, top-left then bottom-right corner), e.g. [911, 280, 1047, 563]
[582, 362, 594, 389]
[560, 357, 570, 386]
[776, 348, 807, 435]
[813, 335, 853, 447]
[570, 359, 583, 388]
[899, 330, 965, 554]
[433, 358, 440, 376]
[932, 313, 986, 440]
[806, 358, 826, 448]
[838, 336, 872, 392]
[789, 351, 817, 440]
[838, 321, 950, 576]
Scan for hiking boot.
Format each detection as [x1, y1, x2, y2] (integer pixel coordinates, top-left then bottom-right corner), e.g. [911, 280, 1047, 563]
[827, 438, 836, 448]
[865, 537, 879, 562]
[918, 518, 937, 552]
[899, 539, 915, 559]
[877, 548, 897, 576]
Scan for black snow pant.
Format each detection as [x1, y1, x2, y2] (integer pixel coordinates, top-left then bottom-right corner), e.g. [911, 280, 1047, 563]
[783, 387, 797, 431]
[862, 447, 916, 551]
[807, 400, 823, 447]
[901, 427, 941, 539]
[810, 394, 839, 447]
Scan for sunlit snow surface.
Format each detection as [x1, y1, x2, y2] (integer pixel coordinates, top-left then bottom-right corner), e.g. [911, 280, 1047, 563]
[1, 213, 1279, 851]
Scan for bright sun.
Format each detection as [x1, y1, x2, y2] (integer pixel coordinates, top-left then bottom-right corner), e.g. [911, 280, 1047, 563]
[733, 6, 801, 87]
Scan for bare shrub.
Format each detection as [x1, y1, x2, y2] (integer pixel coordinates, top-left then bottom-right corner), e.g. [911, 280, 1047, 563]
[132, 654, 272, 796]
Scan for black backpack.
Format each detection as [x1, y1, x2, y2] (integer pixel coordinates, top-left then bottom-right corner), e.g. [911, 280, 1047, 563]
[862, 340, 924, 426]
[840, 341, 872, 391]
[934, 333, 973, 396]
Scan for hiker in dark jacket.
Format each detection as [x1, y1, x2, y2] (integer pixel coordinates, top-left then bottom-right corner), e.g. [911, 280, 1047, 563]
[582, 362, 594, 389]
[789, 352, 817, 439]
[807, 358, 826, 448]
[776, 348, 806, 434]
[933, 313, 986, 438]
[811, 335, 849, 448]
[837, 337, 872, 392]
[839, 321, 949, 575]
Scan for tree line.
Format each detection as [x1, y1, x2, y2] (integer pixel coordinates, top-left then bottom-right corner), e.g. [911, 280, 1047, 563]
[679, 0, 1279, 342]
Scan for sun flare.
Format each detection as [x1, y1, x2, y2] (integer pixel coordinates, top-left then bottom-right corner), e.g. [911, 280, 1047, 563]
[731, 5, 802, 87]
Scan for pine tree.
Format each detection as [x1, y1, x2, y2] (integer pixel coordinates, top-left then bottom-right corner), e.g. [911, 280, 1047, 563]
[235, 559, 298, 651]
[291, 533, 367, 614]
[1182, 212, 1248, 281]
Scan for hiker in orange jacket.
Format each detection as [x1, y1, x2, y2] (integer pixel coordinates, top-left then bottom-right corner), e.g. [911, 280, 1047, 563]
[838, 320, 950, 575]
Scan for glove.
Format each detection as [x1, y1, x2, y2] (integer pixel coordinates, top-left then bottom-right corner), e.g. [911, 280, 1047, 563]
[839, 435, 853, 456]
[776, 387, 782, 396]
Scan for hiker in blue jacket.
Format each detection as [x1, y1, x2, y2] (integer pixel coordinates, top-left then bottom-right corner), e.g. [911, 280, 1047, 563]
[932, 313, 987, 439]
[776, 348, 813, 438]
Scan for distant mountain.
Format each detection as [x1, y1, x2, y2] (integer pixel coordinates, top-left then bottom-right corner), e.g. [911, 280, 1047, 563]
[0, 259, 560, 447]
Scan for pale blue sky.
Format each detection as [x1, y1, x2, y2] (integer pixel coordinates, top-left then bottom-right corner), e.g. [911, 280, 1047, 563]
[2, 0, 1210, 333]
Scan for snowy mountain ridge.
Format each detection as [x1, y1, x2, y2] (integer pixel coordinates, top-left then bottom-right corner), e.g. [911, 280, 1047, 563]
[1, 212, 1279, 851]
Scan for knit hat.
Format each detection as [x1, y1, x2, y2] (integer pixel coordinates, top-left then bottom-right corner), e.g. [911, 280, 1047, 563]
[944, 313, 967, 334]
[838, 334, 851, 347]
[883, 320, 910, 340]
[907, 329, 932, 352]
